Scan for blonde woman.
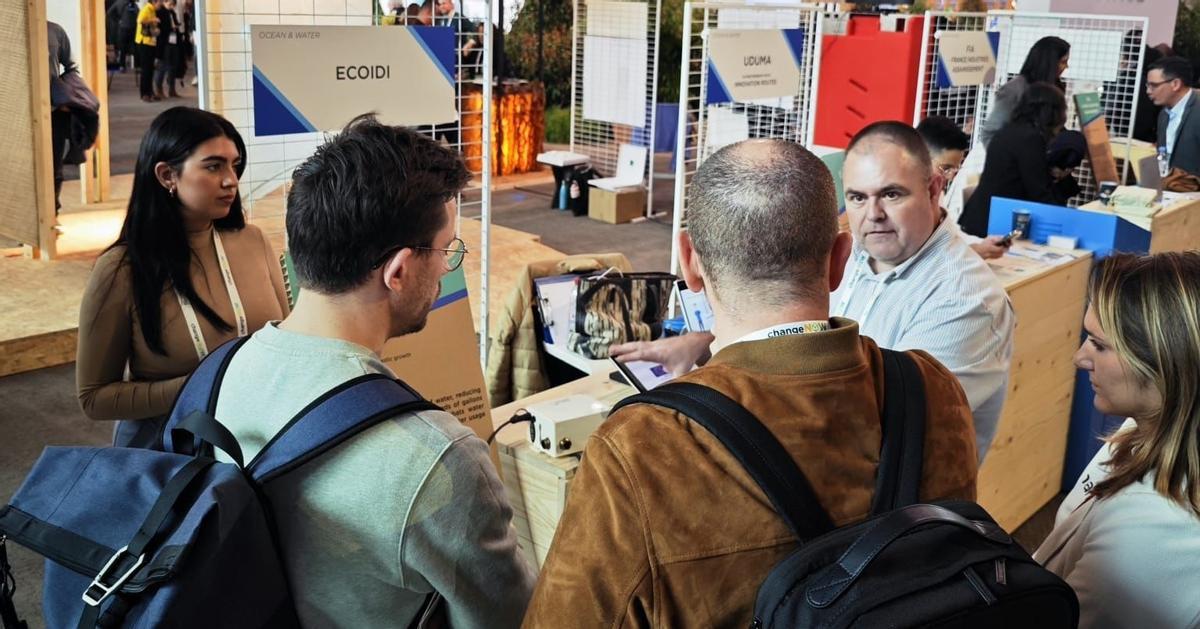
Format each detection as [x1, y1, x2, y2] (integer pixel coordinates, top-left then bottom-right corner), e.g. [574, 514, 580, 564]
[1035, 252, 1200, 628]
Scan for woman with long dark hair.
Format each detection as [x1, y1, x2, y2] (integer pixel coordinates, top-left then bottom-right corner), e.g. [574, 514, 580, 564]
[1035, 252, 1200, 627]
[978, 36, 1071, 148]
[77, 107, 289, 447]
[959, 82, 1080, 237]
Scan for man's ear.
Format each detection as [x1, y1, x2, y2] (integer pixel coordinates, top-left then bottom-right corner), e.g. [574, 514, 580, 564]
[678, 230, 706, 293]
[381, 247, 416, 293]
[929, 172, 945, 210]
[828, 231, 853, 293]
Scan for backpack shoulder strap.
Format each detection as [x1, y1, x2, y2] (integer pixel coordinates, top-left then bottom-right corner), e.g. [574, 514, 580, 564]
[246, 375, 439, 483]
[610, 382, 834, 540]
[870, 349, 927, 515]
[161, 337, 250, 452]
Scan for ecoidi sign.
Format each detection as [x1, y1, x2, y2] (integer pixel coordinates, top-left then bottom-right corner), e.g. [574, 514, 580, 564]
[250, 25, 457, 136]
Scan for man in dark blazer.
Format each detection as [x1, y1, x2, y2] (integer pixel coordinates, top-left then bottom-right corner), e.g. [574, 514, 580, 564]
[1149, 57, 1200, 175]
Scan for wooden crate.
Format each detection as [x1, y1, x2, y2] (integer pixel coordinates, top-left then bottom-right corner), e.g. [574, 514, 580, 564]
[497, 440, 576, 569]
[588, 187, 645, 224]
[491, 374, 635, 570]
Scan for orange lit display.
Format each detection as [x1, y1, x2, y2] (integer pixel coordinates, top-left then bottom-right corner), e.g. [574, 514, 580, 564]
[463, 80, 545, 176]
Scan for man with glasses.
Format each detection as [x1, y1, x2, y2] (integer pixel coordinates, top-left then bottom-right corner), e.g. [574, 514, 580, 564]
[917, 116, 1011, 260]
[1148, 57, 1200, 176]
[614, 122, 1013, 460]
[208, 115, 535, 627]
[525, 138, 978, 627]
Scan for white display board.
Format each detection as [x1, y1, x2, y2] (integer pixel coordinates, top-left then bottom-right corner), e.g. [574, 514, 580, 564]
[705, 28, 806, 103]
[570, 0, 662, 218]
[588, 0, 648, 37]
[250, 25, 458, 134]
[1002, 25, 1123, 83]
[199, 0, 497, 365]
[582, 35, 648, 126]
[1020, 0, 1177, 47]
[670, 1, 823, 275]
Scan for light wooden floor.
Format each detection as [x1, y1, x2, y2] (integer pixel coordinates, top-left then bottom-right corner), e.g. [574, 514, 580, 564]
[1, 172, 562, 377]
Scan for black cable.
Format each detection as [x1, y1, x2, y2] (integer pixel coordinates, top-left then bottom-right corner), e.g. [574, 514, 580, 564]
[487, 409, 534, 445]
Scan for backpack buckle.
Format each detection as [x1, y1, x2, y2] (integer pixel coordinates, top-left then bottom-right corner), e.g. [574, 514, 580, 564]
[82, 545, 144, 607]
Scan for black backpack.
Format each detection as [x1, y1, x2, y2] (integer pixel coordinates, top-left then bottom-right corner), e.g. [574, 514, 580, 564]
[610, 349, 1079, 629]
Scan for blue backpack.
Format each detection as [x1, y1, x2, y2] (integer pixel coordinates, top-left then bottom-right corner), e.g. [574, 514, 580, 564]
[0, 338, 436, 628]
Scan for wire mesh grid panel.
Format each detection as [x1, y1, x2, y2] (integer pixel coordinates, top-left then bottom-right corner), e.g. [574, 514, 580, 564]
[668, 1, 823, 275]
[198, 0, 493, 242]
[198, 0, 374, 245]
[570, 0, 661, 215]
[198, 0, 495, 361]
[978, 11, 1147, 206]
[913, 11, 990, 133]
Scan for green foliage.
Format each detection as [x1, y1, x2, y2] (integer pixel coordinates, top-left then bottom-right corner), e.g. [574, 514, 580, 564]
[1176, 1, 1200, 68]
[545, 106, 570, 144]
[506, 0, 687, 107]
[905, 0, 929, 14]
[657, 0, 684, 104]
[506, 0, 573, 107]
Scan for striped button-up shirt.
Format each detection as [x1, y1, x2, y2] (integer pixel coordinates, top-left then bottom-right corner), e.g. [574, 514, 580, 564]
[831, 217, 1015, 460]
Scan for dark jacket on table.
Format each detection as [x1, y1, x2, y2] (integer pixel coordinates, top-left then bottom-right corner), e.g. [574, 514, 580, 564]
[522, 319, 978, 628]
[1158, 89, 1200, 176]
[959, 121, 1080, 238]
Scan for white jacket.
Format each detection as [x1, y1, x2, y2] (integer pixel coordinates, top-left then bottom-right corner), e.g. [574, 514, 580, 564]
[1034, 419, 1200, 628]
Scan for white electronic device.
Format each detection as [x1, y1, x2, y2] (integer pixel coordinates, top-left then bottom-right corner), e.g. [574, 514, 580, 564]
[525, 394, 610, 457]
[674, 279, 714, 332]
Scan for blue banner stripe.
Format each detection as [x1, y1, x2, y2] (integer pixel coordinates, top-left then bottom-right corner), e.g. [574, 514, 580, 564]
[252, 65, 317, 134]
[707, 64, 733, 105]
[782, 28, 806, 68]
[935, 55, 953, 89]
[410, 26, 456, 87]
[432, 288, 468, 311]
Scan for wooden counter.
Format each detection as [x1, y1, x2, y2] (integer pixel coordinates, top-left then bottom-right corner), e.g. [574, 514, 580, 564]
[492, 244, 1093, 567]
[979, 245, 1092, 530]
[1077, 196, 1200, 254]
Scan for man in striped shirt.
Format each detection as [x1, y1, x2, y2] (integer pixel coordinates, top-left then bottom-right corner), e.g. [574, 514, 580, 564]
[612, 122, 1014, 460]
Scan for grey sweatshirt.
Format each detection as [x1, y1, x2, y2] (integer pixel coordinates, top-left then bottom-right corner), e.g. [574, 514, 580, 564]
[213, 322, 535, 628]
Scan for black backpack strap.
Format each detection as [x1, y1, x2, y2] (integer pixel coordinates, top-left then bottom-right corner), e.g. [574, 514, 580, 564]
[869, 349, 927, 515]
[0, 536, 28, 629]
[610, 382, 834, 540]
[246, 375, 439, 483]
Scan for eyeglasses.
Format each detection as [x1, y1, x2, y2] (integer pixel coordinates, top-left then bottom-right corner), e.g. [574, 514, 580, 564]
[372, 237, 468, 271]
[935, 164, 961, 178]
[1146, 79, 1174, 89]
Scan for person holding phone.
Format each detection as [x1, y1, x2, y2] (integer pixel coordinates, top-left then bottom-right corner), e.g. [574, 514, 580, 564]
[917, 116, 1011, 260]
[959, 83, 1081, 239]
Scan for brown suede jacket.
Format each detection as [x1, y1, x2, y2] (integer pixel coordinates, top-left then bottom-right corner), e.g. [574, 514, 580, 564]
[523, 319, 978, 628]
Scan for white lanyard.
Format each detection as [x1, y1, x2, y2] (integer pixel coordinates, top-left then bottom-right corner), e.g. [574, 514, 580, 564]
[735, 320, 831, 344]
[833, 256, 889, 325]
[175, 230, 248, 360]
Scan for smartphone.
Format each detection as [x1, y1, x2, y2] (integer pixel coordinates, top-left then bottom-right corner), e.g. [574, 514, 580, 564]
[996, 229, 1023, 248]
[610, 358, 674, 392]
[675, 280, 714, 333]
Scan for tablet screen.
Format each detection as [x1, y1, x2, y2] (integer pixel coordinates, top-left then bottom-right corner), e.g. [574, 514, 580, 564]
[611, 358, 675, 392]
